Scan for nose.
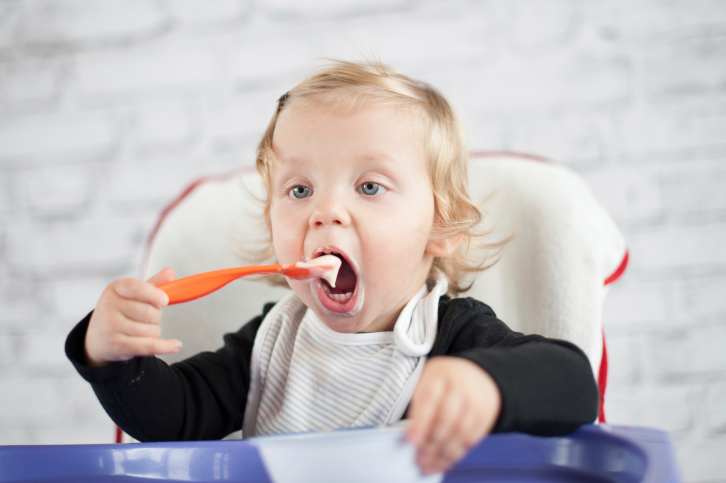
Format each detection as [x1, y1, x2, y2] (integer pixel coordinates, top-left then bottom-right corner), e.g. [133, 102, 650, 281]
[310, 192, 351, 228]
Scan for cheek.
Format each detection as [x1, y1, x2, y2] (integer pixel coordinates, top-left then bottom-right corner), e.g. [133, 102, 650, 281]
[372, 196, 434, 245]
[369, 192, 434, 274]
[270, 202, 302, 263]
[362, 209, 433, 274]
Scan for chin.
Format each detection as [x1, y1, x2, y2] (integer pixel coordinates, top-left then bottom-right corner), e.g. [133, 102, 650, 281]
[319, 315, 366, 334]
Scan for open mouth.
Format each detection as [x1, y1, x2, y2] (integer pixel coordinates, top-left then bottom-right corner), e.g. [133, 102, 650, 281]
[312, 248, 360, 313]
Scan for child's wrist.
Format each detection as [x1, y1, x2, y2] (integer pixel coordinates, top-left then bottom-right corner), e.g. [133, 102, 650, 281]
[83, 344, 111, 368]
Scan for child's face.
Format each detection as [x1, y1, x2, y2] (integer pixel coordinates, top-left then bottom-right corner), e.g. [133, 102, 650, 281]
[269, 101, 439, 333]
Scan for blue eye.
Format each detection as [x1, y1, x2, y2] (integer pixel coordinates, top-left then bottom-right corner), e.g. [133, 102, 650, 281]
[289, 185, 311, 199]
[358, 182, 386, 196]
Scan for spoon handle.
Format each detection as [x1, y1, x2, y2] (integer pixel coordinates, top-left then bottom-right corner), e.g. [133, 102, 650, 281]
[157, 264, 303, 305]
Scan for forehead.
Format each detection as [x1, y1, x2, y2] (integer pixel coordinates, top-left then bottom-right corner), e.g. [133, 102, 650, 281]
[272, 99, 427, 169]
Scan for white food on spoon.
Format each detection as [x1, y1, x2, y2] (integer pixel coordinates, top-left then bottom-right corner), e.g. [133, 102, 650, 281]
[295, 254, 342, 288]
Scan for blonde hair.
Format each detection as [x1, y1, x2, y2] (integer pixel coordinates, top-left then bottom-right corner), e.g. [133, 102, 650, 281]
[251, 60, 504, 295]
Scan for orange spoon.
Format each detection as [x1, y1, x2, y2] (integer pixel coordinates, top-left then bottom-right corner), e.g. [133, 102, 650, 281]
[157, 255, 342, 305]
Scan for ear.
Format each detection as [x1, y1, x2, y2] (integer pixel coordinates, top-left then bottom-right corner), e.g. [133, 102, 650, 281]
[426, 234, 463, 258]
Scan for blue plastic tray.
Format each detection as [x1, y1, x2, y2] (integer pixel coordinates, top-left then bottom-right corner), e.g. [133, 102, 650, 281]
[0, 424, 680, 482]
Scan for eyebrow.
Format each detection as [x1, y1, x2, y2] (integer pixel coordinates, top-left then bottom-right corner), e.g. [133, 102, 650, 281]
[275, 151, 399, 167]
[354, 153, 400, 168]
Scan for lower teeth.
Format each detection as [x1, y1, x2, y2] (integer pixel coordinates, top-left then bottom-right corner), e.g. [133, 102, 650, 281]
[322, 282, 352, 303]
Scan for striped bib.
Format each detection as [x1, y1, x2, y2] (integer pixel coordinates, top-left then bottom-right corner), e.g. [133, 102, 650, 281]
[242, 278, 447, 437]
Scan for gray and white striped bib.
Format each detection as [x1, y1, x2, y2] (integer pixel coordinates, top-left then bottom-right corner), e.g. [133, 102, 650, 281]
[242, 278, 447, 437]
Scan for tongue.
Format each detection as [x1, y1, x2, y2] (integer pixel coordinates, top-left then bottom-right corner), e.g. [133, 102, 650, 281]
[334, 259, 356, 292]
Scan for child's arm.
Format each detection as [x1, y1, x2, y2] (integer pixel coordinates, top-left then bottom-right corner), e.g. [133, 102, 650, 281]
[406, 296, 599, 475]
[66, 269, 274, 441]
[84, 268, 181, 367]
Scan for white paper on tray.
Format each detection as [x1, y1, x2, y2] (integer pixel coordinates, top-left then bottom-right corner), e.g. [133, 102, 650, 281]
[249, 423, 443, 483]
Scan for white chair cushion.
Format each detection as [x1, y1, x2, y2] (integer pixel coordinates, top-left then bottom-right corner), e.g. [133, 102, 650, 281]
[465, 155, 626, 375]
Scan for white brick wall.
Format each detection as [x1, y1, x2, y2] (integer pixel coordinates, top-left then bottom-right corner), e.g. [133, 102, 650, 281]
[0, 57, 64, 110]
[18, 164, 95, 214]
[679, 275, 726, 318]
[169, 0, 251, 31]
[1, 1, 725, 481]
[0, 2, 22, 53]
[656, 324, 726, 376]
[19, 0, 169, 50]
[75, 42, 224, 100]
[6, 219, 143, 273]
[0, 111, 117, 163]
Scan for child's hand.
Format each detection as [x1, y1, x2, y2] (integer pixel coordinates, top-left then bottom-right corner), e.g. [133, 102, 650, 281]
[84, 268, 181, 368]
[406, 357, 502, 475]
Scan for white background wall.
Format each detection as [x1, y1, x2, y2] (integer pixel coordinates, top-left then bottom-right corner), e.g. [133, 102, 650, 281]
[0, 0, 725, 481]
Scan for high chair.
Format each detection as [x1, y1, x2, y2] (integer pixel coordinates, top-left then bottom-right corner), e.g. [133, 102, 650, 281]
[119, 152, 627, 443]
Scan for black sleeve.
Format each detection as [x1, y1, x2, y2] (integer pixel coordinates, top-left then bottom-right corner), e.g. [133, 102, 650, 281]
[430, 296, 599, 436]
[64, 303, 276, 442]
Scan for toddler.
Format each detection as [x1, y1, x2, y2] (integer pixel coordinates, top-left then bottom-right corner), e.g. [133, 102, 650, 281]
[66, 61, 598, 475]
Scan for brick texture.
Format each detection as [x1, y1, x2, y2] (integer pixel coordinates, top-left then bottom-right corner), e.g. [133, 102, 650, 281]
[169, 0, 251, 31]
[656, 324, 726, 376]
[628, 223, 726, 271]
[1, 1, 725, 480]
[0, 1, 21, 52]
[663, 158, 726, 217]
[433, 54, 632, 113]
[0, 171, 12, 214]
[605, 384, 696, 435]
[49, 276, 109, 321]
[17, 164, 95, 215]
[706, 383, 726, 434]
[676, 438, 726, 482]
[603, 278, 671, 328]
[593, 0, 726, 43]
[0, 376, 61, 421]
[0, 58, 64, 111]
[19, 0, 170, 50]
[581, 165, 664, 223]
[133, 100, 200, 155]
[642, 34, 726, 99]
[6, 219, 143, 275]
[505, 112, 607, 166]
[0, 112, 116, 164]
[613, 97, 726, 161]
[678, 275, 726, 318]
[0, 276, 47, 329]
[75, 39, 223, 100]
[207, 87, 280, 152]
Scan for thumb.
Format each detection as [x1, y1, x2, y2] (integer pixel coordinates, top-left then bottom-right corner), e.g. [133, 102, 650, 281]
[146, 267, 177, 286]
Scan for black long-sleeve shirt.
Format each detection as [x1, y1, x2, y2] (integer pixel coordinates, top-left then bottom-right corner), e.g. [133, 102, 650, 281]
[65, 296, 598, 442]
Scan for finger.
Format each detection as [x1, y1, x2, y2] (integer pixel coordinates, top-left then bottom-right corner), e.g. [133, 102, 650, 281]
[418, 394, 464, 471]
[408, 377, 446, 447]
[421, 441, 468, 475]
[146, 267, 177, 286]
[120, 319, 162, 339]
[422, 405, 488, 475]
[121, 335, 182, 357]
[112, 278, 169, 307]
[456, 403, 487, 449]
[118, 299, 163, 324]
[427, 394, 465, 450]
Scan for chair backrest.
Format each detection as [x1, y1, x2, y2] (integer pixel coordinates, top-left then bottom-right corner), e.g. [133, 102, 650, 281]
[143, 153, 627, 421]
